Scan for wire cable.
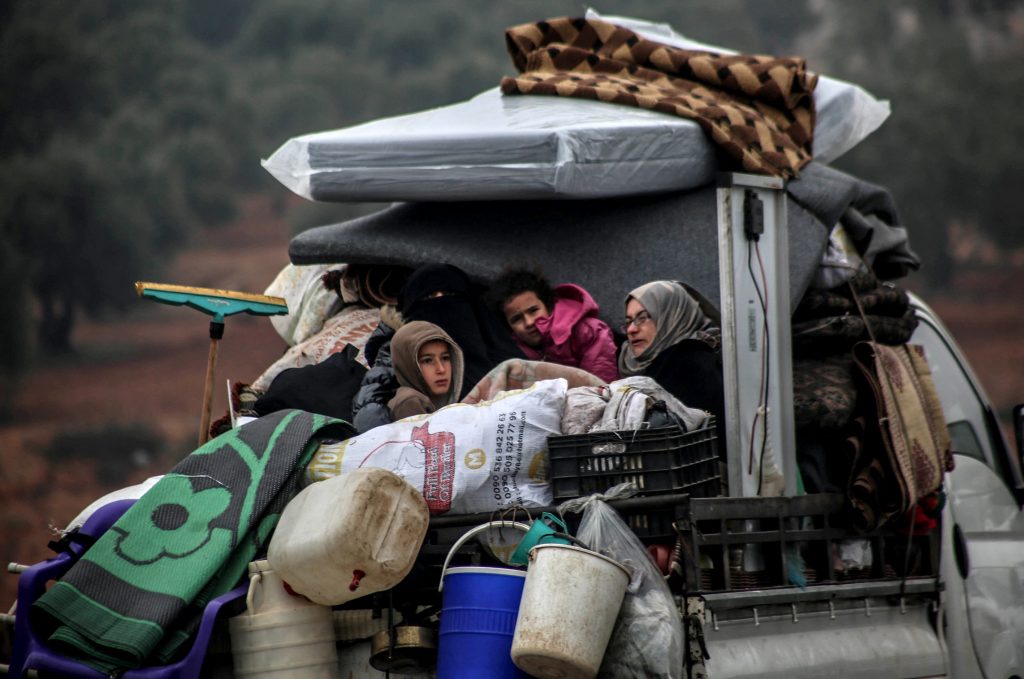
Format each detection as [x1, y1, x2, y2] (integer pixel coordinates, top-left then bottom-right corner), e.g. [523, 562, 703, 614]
[745, 237, 771, 492]
[746, 239, 771, 494]
[755, 241, 771, 495]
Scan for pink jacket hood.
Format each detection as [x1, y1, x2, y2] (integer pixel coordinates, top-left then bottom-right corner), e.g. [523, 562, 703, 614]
[513, 283, 619, 383]
[535, 283, 599, 346]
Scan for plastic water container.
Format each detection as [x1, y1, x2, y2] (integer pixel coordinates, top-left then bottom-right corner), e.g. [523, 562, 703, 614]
[229, 560, 339, 678]
[268, 468, 430, 606]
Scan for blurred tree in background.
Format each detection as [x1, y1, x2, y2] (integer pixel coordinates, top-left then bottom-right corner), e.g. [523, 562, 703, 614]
[805, 0, 1024, 286]
[0, 0, 249, 364]
[1, 0, 1021, 402]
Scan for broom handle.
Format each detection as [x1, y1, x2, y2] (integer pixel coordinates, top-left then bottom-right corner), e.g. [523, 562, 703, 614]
[198, 321, 225, 447]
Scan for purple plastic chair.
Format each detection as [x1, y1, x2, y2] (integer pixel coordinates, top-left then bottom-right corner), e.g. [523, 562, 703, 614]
[8, 499, 247, 679]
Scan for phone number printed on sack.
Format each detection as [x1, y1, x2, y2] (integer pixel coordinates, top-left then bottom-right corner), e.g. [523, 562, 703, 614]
[492, 410, 525, 505]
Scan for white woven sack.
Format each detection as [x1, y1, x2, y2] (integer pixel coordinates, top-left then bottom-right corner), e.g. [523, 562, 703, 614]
[305, 379, 566, 514]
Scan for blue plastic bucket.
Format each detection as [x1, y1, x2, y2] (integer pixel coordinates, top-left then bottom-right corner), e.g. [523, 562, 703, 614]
[437, 566, 528, 678]
[436, 520, 532, 678]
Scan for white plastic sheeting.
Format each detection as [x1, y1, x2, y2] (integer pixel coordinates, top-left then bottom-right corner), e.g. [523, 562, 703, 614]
[593, 10, 891, 165]
[262, 10, 890, 203]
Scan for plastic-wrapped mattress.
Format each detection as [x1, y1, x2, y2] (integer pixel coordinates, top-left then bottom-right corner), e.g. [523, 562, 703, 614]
[262, 11, 890, 203]
[264, 89, 718, 202]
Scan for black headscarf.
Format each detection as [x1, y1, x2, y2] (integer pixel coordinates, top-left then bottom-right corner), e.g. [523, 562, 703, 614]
[399, 264, 524, 396]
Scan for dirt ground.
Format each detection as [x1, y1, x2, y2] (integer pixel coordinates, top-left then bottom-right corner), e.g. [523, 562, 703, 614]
[2, 198, 1022, 609]
[930, 292, 1024, 425]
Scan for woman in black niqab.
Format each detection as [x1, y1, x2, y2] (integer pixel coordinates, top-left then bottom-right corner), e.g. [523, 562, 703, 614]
[399, 264, 524, 397]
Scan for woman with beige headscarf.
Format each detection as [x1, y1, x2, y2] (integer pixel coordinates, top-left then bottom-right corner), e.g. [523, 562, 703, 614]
[618, 280, 725, 443]
[388, 321, 465, 420]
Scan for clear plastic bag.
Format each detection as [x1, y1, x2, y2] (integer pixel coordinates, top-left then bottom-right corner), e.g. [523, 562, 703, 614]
[561, 483, 684, 678]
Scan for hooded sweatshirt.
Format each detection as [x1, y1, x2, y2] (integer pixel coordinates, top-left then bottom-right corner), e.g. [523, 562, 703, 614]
[399, 265, 523, 396]
[387, 321, 465, 420]
[515, 283, 619, 383]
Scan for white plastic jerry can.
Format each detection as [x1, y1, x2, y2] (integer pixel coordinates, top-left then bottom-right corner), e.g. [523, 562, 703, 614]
[228, 560, 339, 678]
[267, 467, 430, 606]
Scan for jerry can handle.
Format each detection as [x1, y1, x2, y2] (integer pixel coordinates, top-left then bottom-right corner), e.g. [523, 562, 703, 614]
[539, 511, 567, 532]
[245, 571, 262, 613]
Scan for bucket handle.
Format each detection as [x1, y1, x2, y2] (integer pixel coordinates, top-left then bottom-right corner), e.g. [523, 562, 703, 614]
[438, 521, 531, 592]
[535, 531, 590, 551]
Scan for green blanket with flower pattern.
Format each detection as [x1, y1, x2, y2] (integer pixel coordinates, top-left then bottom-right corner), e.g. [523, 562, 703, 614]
[31, 409, 353, 673]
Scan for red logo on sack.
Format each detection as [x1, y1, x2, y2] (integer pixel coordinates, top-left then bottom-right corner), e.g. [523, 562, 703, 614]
[411, 423, 456, 514]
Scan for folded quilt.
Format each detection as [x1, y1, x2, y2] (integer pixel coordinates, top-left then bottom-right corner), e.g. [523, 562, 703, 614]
[793, 272, 910, 322]
[793, 355, 858, 431]
[791, 272, 918, 356]
[792, 311, 918, 356]
[32, 409, 354, 673]
[501, 16, 817, 177]
[462, 358, 605, 405]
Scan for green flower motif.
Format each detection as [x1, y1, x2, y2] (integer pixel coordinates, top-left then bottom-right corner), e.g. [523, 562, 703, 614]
[115, 475, 232, 565]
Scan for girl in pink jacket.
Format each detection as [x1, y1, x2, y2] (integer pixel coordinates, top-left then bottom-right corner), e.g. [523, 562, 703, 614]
[489, 268, 619, 383]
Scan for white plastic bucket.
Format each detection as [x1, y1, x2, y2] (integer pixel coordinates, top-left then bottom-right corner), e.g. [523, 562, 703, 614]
[268, 467, 429, 605]
[229, 561, 339, 678]
[511, 544, 630, 679]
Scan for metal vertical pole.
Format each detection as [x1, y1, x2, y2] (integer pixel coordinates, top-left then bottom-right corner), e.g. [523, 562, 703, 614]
[717, 173, 796, 497]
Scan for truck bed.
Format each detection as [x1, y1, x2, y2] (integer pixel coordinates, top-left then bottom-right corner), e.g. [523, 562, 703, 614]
[411, 492, 947, 678]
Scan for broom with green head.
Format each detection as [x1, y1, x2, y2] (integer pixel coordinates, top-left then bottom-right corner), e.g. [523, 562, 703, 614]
[135, 282, 288, 446]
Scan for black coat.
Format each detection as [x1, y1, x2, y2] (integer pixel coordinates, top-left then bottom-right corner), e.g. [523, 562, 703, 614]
[643, 339, 726, 447]
[351, 321, 397, 433]
[254, 344, 367, 423]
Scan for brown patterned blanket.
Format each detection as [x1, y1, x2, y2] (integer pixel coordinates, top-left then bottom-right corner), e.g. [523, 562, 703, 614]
[792, 272, 918, 357]
[847, 343, 953, 532]
[501, 17, 818, 178]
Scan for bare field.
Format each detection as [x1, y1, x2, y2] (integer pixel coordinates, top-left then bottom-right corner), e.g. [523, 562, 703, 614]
[1, 197, 292, 606]
[928, 292, 1024, 423]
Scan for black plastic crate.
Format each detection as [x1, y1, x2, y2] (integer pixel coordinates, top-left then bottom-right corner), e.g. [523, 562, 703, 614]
[548, 422, 719, 502]
[676, 494, 940, 592]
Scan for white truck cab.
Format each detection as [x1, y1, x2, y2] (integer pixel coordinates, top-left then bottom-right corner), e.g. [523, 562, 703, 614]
[913, 294, 1024, 679]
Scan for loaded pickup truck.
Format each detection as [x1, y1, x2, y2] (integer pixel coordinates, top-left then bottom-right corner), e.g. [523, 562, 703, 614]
[6, 174, 1020, 679]
[262, 10, 1024, 666]
[6, 10, 1024, 679]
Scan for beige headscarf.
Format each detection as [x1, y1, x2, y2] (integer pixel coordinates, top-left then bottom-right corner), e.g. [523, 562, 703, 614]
[618, 280, 721, 376]
[390, 320, 465, 411]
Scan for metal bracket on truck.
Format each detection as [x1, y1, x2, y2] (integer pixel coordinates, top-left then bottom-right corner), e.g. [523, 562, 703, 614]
[716, 173, 797, 498]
